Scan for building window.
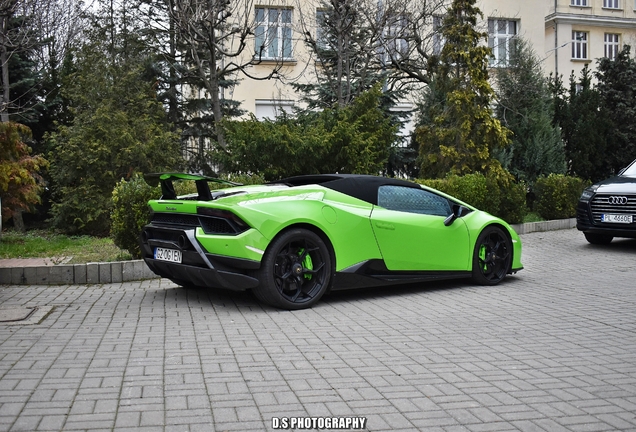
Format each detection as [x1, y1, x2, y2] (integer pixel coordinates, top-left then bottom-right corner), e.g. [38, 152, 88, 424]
[315, 9, 327, 48]
[433, 16, 445, 55]
[488, 19, 517, 66]
[255, 7, 293, 60]
[391, 103, 415, 142]
[571, 0, 588, 6]
[604, 33, 620, 59]
[603, 0, 619, 8]
[572, 31, 588, 59]
[255, 100, 295, 120]
[381, 15, 408, 64]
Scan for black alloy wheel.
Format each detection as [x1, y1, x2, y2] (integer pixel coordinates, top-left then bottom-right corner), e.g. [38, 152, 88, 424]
[254, 228, 333, 310]
[472, 226, 512, 285]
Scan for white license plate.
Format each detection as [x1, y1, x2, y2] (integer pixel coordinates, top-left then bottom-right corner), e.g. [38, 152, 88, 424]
[601, 214, 633, 224]
[154, 247, 182, 263]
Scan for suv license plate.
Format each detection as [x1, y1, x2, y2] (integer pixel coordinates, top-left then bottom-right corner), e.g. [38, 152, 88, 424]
[154, 247, 182, 263]
[601, 214, 633, 224]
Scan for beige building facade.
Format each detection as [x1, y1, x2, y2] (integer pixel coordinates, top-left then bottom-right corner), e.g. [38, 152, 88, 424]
[227, 0, 636, 122]
[545, 0, 636, 78]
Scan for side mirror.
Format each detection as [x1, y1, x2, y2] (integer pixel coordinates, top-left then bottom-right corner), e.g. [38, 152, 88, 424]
[444, 204, 465, 226]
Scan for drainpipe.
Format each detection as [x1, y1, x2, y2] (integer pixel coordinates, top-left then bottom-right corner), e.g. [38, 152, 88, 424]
[554, 19, 559, 76]
[554, 0, 559, 76]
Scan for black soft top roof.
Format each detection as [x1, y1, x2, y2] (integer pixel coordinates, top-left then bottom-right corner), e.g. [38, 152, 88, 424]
[273, 174, 421, 205]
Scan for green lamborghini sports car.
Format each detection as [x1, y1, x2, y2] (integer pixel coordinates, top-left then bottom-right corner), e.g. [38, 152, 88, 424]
[141, 173, 523, 310]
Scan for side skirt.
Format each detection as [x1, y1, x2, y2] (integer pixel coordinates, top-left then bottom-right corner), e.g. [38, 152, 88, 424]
[331, 260, 471, 291]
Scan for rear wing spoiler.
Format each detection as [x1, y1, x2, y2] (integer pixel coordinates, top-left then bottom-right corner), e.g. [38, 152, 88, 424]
[144, 173, 242, 201]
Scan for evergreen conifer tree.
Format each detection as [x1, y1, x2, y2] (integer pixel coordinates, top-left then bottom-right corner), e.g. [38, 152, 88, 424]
[414, 0, 511, 179]
[595, 45, 636, 174]
[495, 38, 565, 185]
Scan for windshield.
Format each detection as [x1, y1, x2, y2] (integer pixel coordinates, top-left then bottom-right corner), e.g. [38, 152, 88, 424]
[621, 160, 636, 177]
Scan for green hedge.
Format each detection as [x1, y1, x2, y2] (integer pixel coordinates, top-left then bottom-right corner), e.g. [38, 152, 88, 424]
[111, 175, 160, 259]
[533, 174, 590, 220]
[417, 173, 527, 224]
[417, 173, 589, 223]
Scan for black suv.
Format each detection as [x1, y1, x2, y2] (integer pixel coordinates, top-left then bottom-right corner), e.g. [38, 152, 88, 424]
[577, 159, 636, 244]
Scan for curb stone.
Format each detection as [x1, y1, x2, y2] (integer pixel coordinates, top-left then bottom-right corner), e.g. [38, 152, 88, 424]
[0, 218, 577, 286]
[0, 259, 158, 285]
[509, 217, 577, 235]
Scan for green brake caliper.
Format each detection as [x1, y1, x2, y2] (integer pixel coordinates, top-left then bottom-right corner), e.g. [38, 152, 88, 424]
[479, 244, 487, 270]
[299, 248, 313, 280]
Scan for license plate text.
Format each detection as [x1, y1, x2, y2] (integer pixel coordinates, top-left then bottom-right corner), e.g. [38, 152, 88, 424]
[154, 247, 182, 263]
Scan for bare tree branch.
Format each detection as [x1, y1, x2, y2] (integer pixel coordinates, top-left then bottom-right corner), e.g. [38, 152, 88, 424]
[0, 0, 90, 122]
[167, 0, 287, 148]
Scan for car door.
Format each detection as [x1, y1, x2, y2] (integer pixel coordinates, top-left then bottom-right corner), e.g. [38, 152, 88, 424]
[370, 185, 471, 271]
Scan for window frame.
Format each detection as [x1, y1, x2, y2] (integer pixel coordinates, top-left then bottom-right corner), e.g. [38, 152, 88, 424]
[604, 33, 620, 59]
[254, 100, 295, 120]
[433, 15, 445, 55]
[315, 9, 327, 49]
[380, 14, 409, 65]
[254, 7, 294, 61]
[603, 0, 620, 8]
[571, 31, 588, 60]
[488, 18, 518, 67]
[570, 0, 589, 6]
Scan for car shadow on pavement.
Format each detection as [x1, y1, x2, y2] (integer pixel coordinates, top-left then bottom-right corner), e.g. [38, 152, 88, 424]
[321, 278, 516, 307]
[582, 237, 636, 251]
[161, 282, 267, 310]
[158, 277, 515, 311]
[168, 278, 514, 310]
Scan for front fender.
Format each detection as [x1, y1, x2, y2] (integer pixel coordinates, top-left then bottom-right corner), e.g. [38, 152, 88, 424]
[462, 211, 523, 272]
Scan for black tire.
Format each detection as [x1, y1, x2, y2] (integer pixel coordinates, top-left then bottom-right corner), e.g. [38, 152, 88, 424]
[472, 226, 512, 286]
[584, 233, 613, 245]
[254, 228, 333, 310]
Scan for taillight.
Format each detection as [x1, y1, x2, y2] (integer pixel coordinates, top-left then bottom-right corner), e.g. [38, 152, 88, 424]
[196, 207, 249, 231]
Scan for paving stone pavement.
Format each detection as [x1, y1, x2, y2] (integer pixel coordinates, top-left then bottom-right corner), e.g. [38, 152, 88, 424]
[1, 227, 635, 432]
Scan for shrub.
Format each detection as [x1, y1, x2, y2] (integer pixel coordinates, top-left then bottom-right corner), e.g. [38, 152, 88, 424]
[498, 180, 527, 225]
[533, 174, 590, 220]
[47, 48, 182, 235]
[111, 175, 160, 258]
[216, 173, 267, 188]
[216, 86, 396, 180]
[0, 122, 48, 225]
[419, 174, 490, 211]
[417, 172, 527, 224]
